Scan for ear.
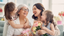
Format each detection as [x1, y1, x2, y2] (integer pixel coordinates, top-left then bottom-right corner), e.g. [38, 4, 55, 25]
[18, 12, 20, 14]
[18, 11, 20, 14]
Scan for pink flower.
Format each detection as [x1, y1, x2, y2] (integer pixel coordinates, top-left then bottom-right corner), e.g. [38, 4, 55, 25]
[26, 29, 29, 32]
[22, 29, 30, 34]
[62, 12, 64, 16]
[22, 31, 26, 34]
[21, 29, 30, 36]
[33, 22, 38, 27]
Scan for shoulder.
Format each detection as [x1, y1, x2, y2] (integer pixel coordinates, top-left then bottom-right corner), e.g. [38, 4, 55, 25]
[50, 23, 54, 27]
[14, 17, 19, 21]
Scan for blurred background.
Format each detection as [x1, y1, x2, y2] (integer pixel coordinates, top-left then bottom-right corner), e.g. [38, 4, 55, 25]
[0, 0, 64, 36]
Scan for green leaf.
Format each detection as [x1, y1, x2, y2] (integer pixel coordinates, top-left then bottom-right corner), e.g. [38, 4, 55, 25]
[43, 34, 48, 36]
[36, 26, 41, 31]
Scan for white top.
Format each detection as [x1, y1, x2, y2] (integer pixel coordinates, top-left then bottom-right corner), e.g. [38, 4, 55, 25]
[6, 17, 31, 36]
[3, 17, 9, 36]
[3, 16, 18, 36]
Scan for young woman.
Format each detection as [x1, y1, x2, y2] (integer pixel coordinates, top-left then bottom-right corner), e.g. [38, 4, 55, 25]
[31, 3, 46, 36]
[31, 3, 60, 36]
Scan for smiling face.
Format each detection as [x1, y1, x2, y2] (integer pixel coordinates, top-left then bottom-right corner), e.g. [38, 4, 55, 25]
[41, 12, 47, 21]
[12, 6, 18, 15]
[18, 7, 29, 17]
[33, 6, 41, 17]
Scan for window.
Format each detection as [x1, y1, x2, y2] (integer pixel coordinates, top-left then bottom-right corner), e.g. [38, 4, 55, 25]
[52, 0, 64, 16]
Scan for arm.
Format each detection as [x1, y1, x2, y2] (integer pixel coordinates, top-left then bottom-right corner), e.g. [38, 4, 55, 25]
[41, 24, 55, 35]
[8, 20, 23, 28]
[23, 18, 31, 28]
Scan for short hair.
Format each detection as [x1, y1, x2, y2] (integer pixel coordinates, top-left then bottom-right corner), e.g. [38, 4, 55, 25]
[17, 4, 29, 16]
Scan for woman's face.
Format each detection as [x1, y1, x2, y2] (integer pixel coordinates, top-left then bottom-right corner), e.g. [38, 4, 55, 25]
[41, 12, 46, 21]
[18, 7, 29, 17]
[33, 6, 41, 17]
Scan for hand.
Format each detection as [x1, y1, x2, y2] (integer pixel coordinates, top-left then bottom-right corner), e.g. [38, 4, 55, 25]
[29, 33, 33, 36]
[23, 18, 31, 29]
[41, 26, 47, 30]
[38, 30, 47, 35]
[18, 34, 24, 36]
[23, 24, 31, 29]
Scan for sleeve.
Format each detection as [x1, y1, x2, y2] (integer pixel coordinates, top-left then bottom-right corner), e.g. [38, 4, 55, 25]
[54, 26, 60, 36]
[6, 25, 15, 36]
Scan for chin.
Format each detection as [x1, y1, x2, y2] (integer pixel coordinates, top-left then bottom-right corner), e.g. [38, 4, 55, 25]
[34, 15, 37, 17]
[24, 16, 26, 17]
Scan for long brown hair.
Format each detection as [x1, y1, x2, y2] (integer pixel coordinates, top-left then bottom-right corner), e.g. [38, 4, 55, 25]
[32, 3, 45, 20]
[42, 10, 56, 27]
[4, 2, 15, 20]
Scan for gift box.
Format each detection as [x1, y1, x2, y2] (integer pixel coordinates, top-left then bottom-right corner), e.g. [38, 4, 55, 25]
[57, 21, 62, 25]
[21, 29, 31, 36]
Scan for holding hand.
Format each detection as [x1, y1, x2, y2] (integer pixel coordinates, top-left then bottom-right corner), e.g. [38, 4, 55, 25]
[18, 34, 24, 36]
[29, 33, 33, 36]
[23, 23, 31, 29]
[38, 30, 47, 35]
[23, 18, 31, 29]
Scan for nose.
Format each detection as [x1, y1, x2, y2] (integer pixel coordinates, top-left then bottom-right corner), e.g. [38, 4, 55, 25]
[24, 10, 28, 13]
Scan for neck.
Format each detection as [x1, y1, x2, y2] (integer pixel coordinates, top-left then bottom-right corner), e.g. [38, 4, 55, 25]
[19, 15, 25, 21]
[11, 13, 15, 17]
[37, 15, 41, 21]
[45, 21, 49, 24]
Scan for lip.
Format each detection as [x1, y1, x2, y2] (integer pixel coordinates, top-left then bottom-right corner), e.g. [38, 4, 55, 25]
[34, 12, 37, 15]
[24, 13, 27, 15]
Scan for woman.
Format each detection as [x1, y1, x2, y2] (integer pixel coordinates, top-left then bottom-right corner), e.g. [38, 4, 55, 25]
[32, 3, 46, 36]
[6, 4, 32, 36]
[32, 3, 60, 36]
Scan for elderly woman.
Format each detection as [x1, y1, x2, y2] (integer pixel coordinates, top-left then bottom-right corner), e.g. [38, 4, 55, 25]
[6, 4, 32, 36]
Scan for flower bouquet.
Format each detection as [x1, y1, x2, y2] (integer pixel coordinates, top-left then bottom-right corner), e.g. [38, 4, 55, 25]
[21, 29, 32, 36]
[32, 21, 48, 36]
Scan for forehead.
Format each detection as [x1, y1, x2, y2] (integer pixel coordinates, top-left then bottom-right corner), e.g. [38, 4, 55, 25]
[22, 6, 28, 9]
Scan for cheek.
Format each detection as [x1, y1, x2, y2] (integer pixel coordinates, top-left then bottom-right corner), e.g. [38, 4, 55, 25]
[37, 10, 41, 14]
[33, 10, 36, 13]
[20, 10, 24, 14]
[41, 16, 44, 19]
[18, 12, 23, 15]
[41, 16, 46, 21]
[26, 12, 28, 15]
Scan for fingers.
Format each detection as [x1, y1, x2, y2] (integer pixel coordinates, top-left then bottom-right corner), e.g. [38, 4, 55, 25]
[38, 31, 41, 35]
[29, 33, 33, 36]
